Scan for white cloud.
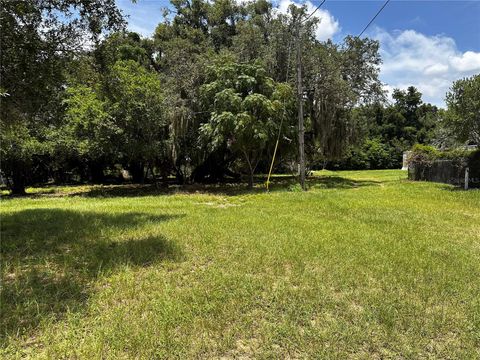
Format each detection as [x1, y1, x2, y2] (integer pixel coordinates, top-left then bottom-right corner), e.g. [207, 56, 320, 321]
[451, 51, 480, 72]
[424, 63, 449, 76]
[276, 0, 340, 41]
[372, 28, 480, 107]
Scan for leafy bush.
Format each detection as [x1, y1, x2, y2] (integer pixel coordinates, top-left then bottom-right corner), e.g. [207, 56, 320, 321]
[407, 144, 472, 167]
[325, 139, 402, 170]
[406, 144, 440, 167]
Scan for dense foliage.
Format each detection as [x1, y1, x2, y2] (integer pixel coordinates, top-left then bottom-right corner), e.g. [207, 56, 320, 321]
[0, 0, 123, 193]
[444, 74, 480, 146]
[200, 60, 295, 187]
[1, 0, 475, 193]
[325, 86, 440, 170]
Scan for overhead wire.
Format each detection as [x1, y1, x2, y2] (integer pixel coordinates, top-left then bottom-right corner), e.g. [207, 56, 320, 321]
[302, 0, 327, 23]
[327, 0, 392, 79]
[358, 0, 391, 38]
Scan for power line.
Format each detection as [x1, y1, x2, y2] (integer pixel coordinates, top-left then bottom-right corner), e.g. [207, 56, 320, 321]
[327, 0, 391, 75]
[358, 0, 391, 37]
[302, 0, 327, 23]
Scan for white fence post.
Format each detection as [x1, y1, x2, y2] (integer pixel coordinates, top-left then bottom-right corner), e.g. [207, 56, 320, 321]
[464, 167, 469, 190]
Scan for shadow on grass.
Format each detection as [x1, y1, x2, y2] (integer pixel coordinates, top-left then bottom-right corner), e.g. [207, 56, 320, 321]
[71, 175, 380, 197]
[0, 175, 382, 200]
[439, 183, 480, 192]
[0, 209, 183, 344]
[307, 176, 380, 189]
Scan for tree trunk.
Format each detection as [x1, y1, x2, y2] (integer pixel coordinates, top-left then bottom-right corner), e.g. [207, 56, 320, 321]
[243, 150, 254, 189]
[11, 164, 26, 195]
[248, 171, 254, 189]
[130, 162, 145, 183]
[89, 162, 105, 184]
[175, 168, 184, 185]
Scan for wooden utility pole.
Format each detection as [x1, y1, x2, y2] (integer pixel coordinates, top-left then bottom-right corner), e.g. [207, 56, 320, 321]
[296, 21, 306, 190]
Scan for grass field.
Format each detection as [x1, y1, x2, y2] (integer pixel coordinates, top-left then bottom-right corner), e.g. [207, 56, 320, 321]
[1, 170, 479, 359]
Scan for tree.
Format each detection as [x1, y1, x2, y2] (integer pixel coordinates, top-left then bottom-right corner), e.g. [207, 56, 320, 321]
[0, 120, 46, 194]
[200, 61, 293, 188]
[392, 86, 422, 124]
[60, 83, 119, 183]
[207, 0, 241, 50]
[307, 37, 383, 162]
[445, 74, 480, 145]
[62, 59, 168, 183]
[4, 0, 445, 189]
[95, 31, 156, 72]
[153, 8, 214, 182]
[377, 86, 438, 146]
[106, 60, 168, 183]
[319, 85, 441, 171]
[0, 0, 124, 194]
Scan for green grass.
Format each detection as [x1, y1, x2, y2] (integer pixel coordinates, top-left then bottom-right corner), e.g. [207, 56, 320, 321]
[1, 170, 479, 359]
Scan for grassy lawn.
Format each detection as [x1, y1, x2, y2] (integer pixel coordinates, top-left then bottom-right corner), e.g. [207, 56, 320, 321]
[1, 170, 479, 358]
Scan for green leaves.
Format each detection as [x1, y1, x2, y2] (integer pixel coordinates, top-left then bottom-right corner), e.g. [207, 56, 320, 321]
[445, 74, 480, 145]
[214, 89, 242, 113]
[62, 84, 116, 158]
[105, 60, 168, 164]
[0, 0, 124, 192]
[199, 60, 292, 184]
[61, 59, 168, 173]
[200, 61, 287, 150]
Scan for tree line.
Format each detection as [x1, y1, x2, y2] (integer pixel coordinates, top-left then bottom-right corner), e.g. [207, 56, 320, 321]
[1, 0, 478, 194]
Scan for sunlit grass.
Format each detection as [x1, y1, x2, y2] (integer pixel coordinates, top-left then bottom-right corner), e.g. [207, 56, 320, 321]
[1, 170, 479, 358]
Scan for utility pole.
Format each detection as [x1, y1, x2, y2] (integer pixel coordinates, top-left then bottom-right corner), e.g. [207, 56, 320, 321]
[296, 20, 306, 190]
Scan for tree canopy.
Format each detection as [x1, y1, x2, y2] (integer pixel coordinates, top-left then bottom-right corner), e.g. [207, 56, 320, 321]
[0, 0, 468, 193]
[445, 74, 480, 146]
[200, 60, 294, 187]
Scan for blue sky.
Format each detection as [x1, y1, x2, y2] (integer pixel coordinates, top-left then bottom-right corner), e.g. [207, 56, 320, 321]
[117, 0, 480, 106]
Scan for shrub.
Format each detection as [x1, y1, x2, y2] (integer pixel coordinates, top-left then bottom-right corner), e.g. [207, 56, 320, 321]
[407, 144, 439, 165]
[407, 144, 473, 164]
[326, 139, 402, 170]
[407, 145, 478, 186]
